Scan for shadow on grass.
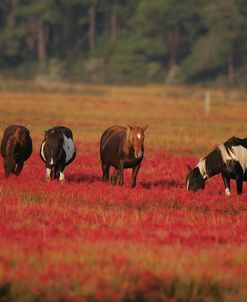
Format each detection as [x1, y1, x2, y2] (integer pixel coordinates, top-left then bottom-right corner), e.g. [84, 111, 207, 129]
[140, 179, 183, 189]
[0, 283, 11, 300]
[66, 173, 101, 183]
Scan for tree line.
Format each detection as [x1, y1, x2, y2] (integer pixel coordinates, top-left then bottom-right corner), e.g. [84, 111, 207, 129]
[0, 0, 246, 86]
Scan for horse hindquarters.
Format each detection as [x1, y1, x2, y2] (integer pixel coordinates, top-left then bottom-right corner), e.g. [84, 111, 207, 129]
[4, 148, 26, 177]
[14, 140, 32, 176]
[3, 157, 16, 176]
[2, 133, 17, 176]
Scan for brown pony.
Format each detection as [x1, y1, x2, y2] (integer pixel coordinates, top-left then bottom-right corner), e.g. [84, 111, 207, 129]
[0, 125, 32, 176]
[100, 125, 148, 188]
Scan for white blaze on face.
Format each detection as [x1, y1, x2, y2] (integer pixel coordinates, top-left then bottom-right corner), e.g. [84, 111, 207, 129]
[137, 133, 141, 140]
[63, 135, 75, 163]
[218, 144, 247, 173]
[50, 158, 54, 165]
[41, 142, 46, 161]
[197, 159, 208, 179]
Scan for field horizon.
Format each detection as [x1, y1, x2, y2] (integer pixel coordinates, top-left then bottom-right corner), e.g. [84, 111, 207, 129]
[0, 84, 247, 301]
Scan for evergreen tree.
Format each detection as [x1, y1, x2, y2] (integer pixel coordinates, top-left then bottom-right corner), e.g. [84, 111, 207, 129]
[180, 0, 245, 84]
[0, 0, 246, 85]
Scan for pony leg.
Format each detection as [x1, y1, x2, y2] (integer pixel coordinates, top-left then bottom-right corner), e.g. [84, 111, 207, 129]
[102, 163, 110, 181]
[118, 161, 124, 186]
[52, 167, 57, 179]
[235, 163, 243, 195]
[58, 171, 65, 181]
[15, 161, 24, 176]
[236, 175, 243, 195]
[45, 167, 52, 181]
[131, 164, 141, 188]
[221, 173, 231, 196]
[111, 168, 119, 186]
[57, 166, 65, 181]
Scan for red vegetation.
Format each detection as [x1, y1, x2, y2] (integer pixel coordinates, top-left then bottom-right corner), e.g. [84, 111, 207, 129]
[0, 142, 247, 301]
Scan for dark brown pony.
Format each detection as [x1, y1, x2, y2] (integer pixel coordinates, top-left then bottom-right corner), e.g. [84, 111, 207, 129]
[100, 125, 148, 188]
[0, 125, 32, 176]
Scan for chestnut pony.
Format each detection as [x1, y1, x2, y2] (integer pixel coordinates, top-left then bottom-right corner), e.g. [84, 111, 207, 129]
[0, 124, 32, 176]
[100, 125, 148, 188]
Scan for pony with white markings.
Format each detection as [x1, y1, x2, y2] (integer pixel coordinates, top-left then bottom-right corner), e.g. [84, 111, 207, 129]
[186, 136, 247, 195]
[40, 126, 76, 181]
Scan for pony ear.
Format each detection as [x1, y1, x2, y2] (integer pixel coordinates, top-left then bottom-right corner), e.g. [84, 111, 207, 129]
[186, 165, 192, 172]
[142, 124, 149, 132]
[44, 130, 49, 139]
[128, 125, 133, 131]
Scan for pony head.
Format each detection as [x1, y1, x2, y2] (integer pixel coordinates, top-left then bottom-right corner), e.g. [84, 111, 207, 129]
[185, 165, 205, 192]
[127, 125, 148, 159]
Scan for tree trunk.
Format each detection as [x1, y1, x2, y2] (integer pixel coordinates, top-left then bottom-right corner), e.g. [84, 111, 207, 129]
[111, 6, 117, 41]
[227, 58, 235, 85]
[37, 21, 47, 63]
[169, 51, 177, 70]
[166, 24, 180, 70]
[88, 4, 96, 50]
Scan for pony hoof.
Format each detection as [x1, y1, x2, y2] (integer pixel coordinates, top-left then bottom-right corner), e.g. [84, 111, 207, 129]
[225, 188, 231, 196]
[110, 178, 117, 186]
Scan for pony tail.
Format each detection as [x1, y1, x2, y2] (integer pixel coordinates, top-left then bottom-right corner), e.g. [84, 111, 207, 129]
[4, 129, 20, 176]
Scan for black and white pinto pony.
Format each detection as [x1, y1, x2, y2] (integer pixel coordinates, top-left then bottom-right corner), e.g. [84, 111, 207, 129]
[186, 136, 247, 195]
[0, 124, 32, 176]
[40, 126, 76, 181]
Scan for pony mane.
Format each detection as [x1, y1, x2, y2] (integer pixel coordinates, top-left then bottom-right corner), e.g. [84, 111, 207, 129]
[17, 127, 29, 146]
[6, 127, 28, 156]
[224, 136, 247, 156]
[123, 127, 134, 154]
[125, 126, 132, 144]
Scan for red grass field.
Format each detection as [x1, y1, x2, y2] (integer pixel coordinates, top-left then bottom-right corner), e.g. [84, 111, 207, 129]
[0, 84, 247, 301]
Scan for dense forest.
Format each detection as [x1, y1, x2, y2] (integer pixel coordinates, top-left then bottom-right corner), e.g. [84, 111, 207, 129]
[0, 0, 247, 85]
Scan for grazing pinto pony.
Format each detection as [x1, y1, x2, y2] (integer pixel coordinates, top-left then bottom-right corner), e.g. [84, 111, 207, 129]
[100, 125, 148, 188]
[0, 124, 32, 176]
[186, 136, 247, 195]
[40, 126, 76, 181]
